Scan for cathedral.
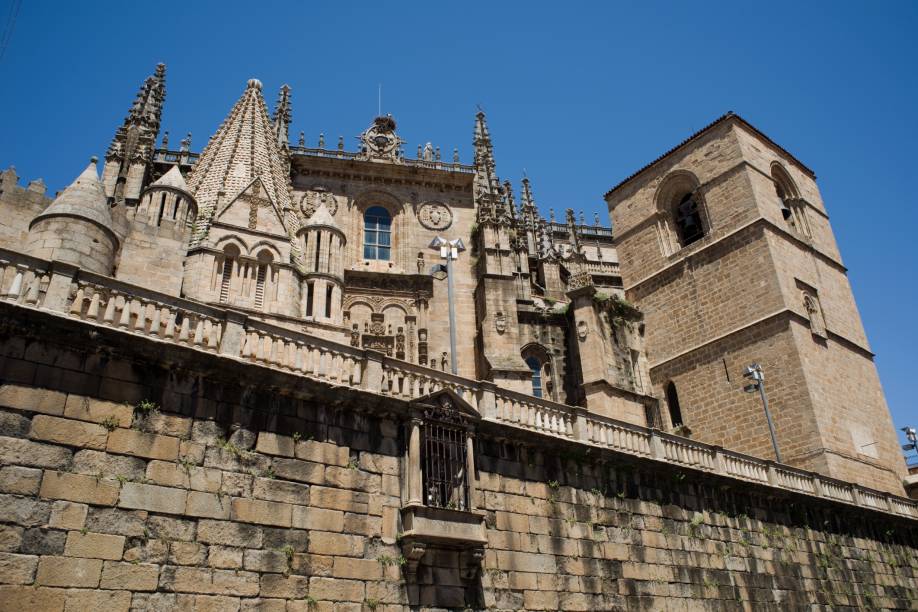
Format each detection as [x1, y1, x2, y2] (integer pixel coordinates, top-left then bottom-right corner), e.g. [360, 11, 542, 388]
[0, 64, 914, 610]
[0, 63, 906, 495]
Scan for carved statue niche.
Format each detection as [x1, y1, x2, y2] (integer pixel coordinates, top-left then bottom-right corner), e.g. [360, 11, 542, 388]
[418, 328, 429, 366]
[396, 327, 406, 360]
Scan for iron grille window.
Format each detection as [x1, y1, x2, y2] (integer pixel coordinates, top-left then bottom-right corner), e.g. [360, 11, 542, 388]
[423, 419, 469, 510]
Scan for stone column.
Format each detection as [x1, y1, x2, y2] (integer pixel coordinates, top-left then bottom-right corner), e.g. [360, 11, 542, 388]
[220, 310, 249, 356]
[465, 430, 477, 511]
[407, 417, 423, 506]
[43, 260, 79, 313]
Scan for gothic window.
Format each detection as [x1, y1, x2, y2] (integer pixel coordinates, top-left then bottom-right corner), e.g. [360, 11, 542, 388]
[772, 164, 810, 237]
[674, 193, 705, 246]
[525, 356, 543, 398]
[363, 206, 391, 260]
[665, 381, 684, 428]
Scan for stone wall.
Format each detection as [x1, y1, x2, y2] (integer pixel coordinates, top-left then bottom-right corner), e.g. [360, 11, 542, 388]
[0, 304, 916, 610]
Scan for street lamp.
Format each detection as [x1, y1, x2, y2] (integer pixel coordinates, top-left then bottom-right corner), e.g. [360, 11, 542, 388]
[429, 236, 465, 375]
[743, 363, 782, 463]
[902, 426, 918, 465]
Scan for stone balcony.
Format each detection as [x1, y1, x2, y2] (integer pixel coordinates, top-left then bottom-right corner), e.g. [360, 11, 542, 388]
[0, 246, 916, 523]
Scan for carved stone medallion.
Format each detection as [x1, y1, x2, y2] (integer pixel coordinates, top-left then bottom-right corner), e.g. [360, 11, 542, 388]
[418, 202, 453, 230]
[300, 188, 338, 219]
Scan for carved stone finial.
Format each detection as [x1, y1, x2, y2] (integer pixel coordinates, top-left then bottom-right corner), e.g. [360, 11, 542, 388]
[90, 156, 98, 164]
[298, 131, 305, 146]
[453, 148, 459, 163]
[594, 212, 600, 225]
[180, 132, 191, 152]
[337, 136, 344, 151]
[247, 78, 262, 90]
[161, 131, 169, 148]
[318, 133, 325, 148]
[549, 208, 555, 222]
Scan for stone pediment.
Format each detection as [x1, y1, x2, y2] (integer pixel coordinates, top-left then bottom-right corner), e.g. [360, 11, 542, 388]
[215, 177, 287, 236]
[409, 388, 480, 422]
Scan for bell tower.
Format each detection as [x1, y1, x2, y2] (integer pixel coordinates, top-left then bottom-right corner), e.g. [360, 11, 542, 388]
[605, 113, 906, 494]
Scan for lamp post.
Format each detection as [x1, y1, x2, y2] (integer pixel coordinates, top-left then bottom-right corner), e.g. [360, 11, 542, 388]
[743, 363, 782, 463]
[429, 236, 465, 375]
[902, 426, 918, 465]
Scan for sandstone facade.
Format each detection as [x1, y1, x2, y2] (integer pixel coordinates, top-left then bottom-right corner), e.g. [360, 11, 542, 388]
[0, 64, 914, 609]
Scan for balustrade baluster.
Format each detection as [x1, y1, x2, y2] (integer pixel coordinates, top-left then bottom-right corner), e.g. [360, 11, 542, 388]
[7, 270, 23, 299]
[164, 313, 176, 339]
[149, 307, 162, 336]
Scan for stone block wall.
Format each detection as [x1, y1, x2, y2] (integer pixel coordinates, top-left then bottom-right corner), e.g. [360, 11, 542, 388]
[0, 383, 407, 612]
[0, 307, 916, 610]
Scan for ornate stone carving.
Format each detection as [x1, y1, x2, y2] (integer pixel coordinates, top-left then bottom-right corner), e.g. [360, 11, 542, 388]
[359, 115, 403, 162]
[494, 311, 507, 335]
[299, 187, 338, 219]
[577, 320, 589, 341]
[418, 202, 453, 230]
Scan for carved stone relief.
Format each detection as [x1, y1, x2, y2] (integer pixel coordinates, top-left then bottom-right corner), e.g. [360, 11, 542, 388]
[418, 202, 453, 231]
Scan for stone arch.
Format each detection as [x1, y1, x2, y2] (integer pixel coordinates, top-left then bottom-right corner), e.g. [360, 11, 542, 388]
[521, 343, 556, 401]
[248, 240, 283, 262]
[770, 162, 800, 200]
[215, 235, 249, 255]
[653, 170, 708, 253]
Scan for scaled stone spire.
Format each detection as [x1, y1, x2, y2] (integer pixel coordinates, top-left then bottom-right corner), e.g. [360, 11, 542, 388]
[188, 79, 294, 247]
[272, 84, 292, 148]
[102, 63, 166, 203]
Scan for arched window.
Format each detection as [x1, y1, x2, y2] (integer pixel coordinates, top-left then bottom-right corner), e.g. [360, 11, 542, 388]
[525, 356, 543, 398]
[665, 381, 684, 427]
[363, 206, 391, 260]
[254, 250, 273, 310]
[219, 244, 240, 304]
[771, 164, 809, 237]
[674, 193, 704, 246]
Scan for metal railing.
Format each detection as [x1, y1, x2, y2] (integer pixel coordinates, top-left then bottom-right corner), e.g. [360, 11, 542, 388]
[3, 246, 916, 523]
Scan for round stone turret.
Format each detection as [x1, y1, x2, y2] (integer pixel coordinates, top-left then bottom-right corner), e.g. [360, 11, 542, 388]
[27, 157, 119, 274]
[135, 165, 197, 233]
[297, 202, 346, 323]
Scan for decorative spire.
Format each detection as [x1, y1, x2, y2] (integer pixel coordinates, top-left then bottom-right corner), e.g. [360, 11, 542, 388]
[503, 180, 516, 220]
[103, 63, 167, 202]
[272, 84, 292, 148]
[566, 208, 582, 254]
[473, 110, 506, 223]
[188, 78, 294, 248]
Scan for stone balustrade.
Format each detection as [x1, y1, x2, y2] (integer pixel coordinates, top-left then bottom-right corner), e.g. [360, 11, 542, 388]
[3, 246, 916, 523]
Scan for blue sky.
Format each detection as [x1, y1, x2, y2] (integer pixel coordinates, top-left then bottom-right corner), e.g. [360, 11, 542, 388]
[1, 1, 916, 456]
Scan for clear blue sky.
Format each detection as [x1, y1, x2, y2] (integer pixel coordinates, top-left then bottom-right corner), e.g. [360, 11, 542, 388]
[1, 2, 915, 454]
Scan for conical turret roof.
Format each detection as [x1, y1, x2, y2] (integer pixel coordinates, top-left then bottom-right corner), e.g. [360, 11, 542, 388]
[150, 165, 190, 193]
[188, 79, 293, 244]
[32, 158, 116, 241]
